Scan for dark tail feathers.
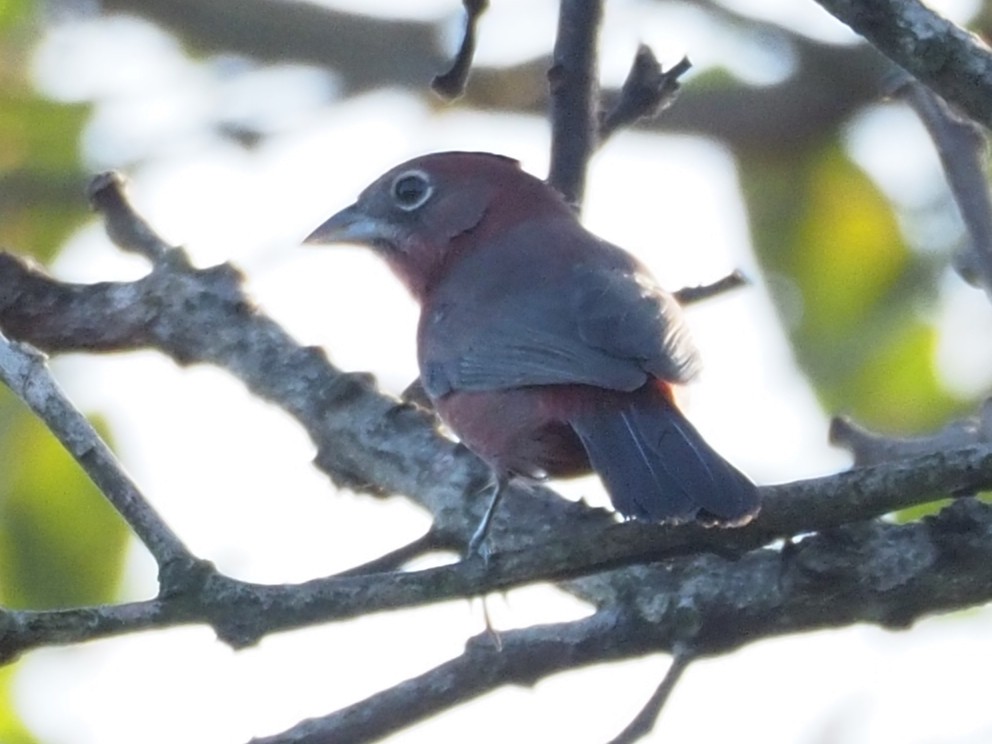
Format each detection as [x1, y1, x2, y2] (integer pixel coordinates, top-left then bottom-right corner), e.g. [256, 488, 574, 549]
[571, 391, 759, 524]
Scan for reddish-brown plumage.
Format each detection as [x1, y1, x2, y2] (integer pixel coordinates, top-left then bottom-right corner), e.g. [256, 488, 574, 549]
[307, 152, 759, 525]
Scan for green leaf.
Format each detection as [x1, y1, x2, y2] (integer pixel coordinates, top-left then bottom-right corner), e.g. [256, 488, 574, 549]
[743, 141, 964, 433]
[844, 321, 961, 431]
[0, 92, 90, 261]
[0, 96, 87, 173]
[0, 0, 32, 32]
[791, 145, 907, 344]
[0, 393, 129, 609]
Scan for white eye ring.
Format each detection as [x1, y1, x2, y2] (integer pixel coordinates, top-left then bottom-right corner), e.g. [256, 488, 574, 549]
[390, 169, 434, 211]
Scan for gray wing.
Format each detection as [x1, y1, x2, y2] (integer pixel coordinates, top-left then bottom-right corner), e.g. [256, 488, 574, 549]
[419, 223, 700, 399]
[572, 263, 699, 383]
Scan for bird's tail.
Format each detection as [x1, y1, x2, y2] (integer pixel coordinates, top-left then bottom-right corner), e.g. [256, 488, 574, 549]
[570, 384, 759, 525]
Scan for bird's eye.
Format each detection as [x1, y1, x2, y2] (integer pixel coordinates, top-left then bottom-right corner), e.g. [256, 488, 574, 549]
[390, 170, 433, 211]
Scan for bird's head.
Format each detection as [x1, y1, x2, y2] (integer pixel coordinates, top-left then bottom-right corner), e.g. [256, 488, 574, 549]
[305, 151, 571, 300]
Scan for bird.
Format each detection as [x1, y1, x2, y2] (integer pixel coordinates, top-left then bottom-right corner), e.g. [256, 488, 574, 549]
[305, 151, 759, 548]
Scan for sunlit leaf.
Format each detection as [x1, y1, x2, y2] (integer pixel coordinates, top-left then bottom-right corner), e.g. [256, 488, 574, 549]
[0, 393, 129, 610]
[743, 141, 963, 434]
[0, 0, 32, 32]
[0, 91, 90, 260]
[792, 146, 906, 343]
[0, 96, 87, 173]
[0, 193, 89, 262]
[844, 322, 962, 431]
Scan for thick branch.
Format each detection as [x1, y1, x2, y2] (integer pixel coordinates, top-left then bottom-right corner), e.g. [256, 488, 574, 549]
[249, 611, 626, 744]
[251, 497, 992, 743]
[2, 442, 992, 662]
[0, 179, 990, 743]
[814, 0, 992, 130]
[10, 4, 992, 739]
[2, 176, 991, 666]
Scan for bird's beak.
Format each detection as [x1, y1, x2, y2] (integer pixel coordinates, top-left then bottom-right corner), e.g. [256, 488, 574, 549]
[303, 204, 384, 246]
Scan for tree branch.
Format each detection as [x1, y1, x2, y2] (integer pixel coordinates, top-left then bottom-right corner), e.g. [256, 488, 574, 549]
[2, 440, 991, 662]
[9, 3, 992, 740]
[0, 330, 199, 582]
[102, 0, 443, 94]
[431, 0, 488, 100]
[892, 76, 992, 297]
[1, 172, 990, 670]
[99, 0, 891, 157]
[547, 0, 604, 206]
[814, 0, 992, 130]
[607, 652, 694, 744]
[830, 402, 992, 467]
[249, 611, 627, 744]
[249, 496, 992, 744]
[673, 270, 748, 305]
[87, 171, 173, 261]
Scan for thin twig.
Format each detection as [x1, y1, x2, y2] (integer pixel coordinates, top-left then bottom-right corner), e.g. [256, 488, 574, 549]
[813, 0, 992, 130]
[431, 0, 489, 99]
[334, 530, 449, 577]
[249, 610, 626, 744]
[0, 330, 197, 578]
[600, 48, 691, 141]
[673, 270, 748, 305]
[88, 172, 173, 263]
[547, 0, 604, 207]
[607, 651, 694, 744]
[893, 77, 992, 297]
[249, 495, 992, 743]
[830, 402, 992, 467]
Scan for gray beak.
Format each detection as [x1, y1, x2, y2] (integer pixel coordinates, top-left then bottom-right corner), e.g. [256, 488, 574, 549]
[303, 204, 387, 246]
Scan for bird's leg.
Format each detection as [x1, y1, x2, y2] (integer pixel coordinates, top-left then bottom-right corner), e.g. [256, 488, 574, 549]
[466, 472, 507, 559]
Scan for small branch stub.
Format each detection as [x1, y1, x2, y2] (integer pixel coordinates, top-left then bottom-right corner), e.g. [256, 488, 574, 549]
[601, 48, 691, 141]
[88, 171, 173, 262]
[432, 0, 489, 100]
[673, 270, 748, 305]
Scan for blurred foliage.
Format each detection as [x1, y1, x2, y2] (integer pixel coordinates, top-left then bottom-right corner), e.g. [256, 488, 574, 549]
[744, 141, 967, 433]
[0, 391, 129, 609]
[0, 3, 125, 740]
[0, 0, 32, 31]
[0, 1, 90, 262]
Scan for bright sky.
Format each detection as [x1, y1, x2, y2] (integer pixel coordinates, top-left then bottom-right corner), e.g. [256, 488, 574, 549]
[15, 1, 992, 743]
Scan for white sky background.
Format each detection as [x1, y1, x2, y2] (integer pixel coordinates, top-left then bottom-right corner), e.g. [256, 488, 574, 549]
[14, 0, 992, 742]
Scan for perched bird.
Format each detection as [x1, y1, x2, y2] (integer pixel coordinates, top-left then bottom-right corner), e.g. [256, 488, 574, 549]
[306, 152, 759, 542]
